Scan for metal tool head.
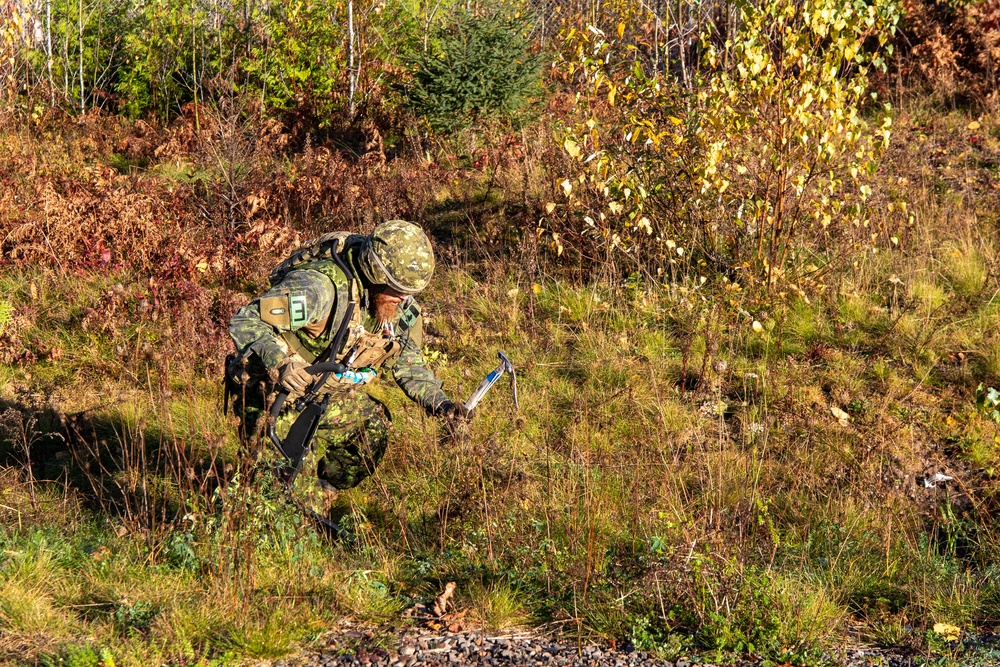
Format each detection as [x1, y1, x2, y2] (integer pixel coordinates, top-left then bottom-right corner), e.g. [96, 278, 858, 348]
[464, 350, 519, 412]
[497, 351, 519, 410]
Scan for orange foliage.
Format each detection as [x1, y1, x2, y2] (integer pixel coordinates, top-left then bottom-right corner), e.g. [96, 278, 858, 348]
[902, 0, 1000, 104]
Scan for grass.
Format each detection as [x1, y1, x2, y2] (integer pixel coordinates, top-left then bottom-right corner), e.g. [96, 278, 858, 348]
[2, 109, 1000, 667]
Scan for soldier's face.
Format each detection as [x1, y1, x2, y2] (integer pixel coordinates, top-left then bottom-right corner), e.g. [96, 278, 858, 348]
[371, 286, 406, 323]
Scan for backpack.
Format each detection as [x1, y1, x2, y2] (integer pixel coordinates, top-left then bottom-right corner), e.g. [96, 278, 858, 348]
[268, 231, 367, 288]
[226, 232, 364, 414]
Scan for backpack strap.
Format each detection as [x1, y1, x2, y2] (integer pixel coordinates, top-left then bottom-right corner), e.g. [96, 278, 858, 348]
[281, 330, 319, 363]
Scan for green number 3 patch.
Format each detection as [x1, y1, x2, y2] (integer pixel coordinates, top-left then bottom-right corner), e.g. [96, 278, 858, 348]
[289, 295, 308, 327]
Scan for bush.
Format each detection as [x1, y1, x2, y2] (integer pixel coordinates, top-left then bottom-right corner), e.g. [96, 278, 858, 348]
[549, 0, 902, 290]
[402, 9, 543, 134]
[241, 0, 347, 126]
[900, 0, 1000, 106]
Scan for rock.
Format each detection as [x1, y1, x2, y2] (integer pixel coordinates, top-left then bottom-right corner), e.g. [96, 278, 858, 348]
[304, 629, 720, 667]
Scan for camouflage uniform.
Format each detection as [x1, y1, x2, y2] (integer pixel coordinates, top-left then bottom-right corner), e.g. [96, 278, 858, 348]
[227, 221, 450, 509]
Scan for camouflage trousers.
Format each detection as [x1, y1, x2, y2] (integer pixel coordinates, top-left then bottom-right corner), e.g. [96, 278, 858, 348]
[233, 383, 390, 512]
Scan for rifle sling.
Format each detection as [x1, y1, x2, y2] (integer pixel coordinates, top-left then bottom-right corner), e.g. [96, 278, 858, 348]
[276, 238, 360, 477]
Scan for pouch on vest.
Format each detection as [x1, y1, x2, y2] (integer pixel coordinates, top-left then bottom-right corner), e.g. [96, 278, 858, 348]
[350, 334, 402, 370]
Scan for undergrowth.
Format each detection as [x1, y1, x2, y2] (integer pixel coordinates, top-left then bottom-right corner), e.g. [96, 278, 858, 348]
[2, 107, 1000, 666]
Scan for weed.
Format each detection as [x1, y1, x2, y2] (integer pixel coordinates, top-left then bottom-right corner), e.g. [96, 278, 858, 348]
[39, 645, 104, 667]
[0, 300, 12, 332]
[113, 600, 159, 636]
[940, 239, 988, 299]
[4, 74, 1000, 667]
[976, 384, 1000, 422]
[468, 581, 528, 631]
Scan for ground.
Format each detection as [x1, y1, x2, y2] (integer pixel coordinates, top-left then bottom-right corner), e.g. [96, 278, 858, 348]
[1, 105, 1000, 666]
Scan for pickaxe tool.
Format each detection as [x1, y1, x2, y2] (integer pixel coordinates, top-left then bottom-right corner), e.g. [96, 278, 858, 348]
[465, 351, 519, 412]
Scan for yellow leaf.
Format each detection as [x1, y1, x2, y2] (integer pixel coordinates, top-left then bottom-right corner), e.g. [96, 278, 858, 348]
[831, 406, 850, 425]
[668, 116, 683, 126]
[545, 202, 557, 214]
[560, 179, 572, 195]
[195, 260, 209, 273]
[617, 22, 625, 39]
[564, 138, 581, 158]
[532, 283, 542, 295]
[968, 121, 981, 131]
[933, 623, 961, 641]
[608, 85, 616, 107]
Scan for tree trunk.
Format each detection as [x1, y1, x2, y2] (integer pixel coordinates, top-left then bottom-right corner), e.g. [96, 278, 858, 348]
[192, 0, 199, 132]
[78, 0, 84, 113]
[46, 0, 53, 106]
[347, 0, 355, 118]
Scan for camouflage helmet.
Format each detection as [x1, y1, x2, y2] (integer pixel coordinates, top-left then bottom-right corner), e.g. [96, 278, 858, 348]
[358, 220, 435, 294]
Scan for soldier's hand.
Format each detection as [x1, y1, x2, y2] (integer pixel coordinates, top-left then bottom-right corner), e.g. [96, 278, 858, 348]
[276, 357, 314, 396]
[436, 401, 476, 423]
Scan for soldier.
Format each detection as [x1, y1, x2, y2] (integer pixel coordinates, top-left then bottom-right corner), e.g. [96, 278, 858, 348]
[226, 220, 472, 516]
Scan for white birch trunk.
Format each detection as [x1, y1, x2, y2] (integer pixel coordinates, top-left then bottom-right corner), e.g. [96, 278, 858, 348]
[78, 0, 84, 113]
[348, 0, 355, 118]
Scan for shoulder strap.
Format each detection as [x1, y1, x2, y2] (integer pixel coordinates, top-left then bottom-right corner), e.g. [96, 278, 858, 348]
[281, 329, 319, 363]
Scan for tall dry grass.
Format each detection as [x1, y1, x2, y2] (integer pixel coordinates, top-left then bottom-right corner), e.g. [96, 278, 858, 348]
[1, 103, 1000, 666]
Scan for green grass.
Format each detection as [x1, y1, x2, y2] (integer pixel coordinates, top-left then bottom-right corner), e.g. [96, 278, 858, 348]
[6, 252, 1000, 666]
[4, 111, 1000, 667]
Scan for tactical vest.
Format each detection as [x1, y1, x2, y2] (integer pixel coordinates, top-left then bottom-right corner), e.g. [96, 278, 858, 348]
[269, 232, 415, 373]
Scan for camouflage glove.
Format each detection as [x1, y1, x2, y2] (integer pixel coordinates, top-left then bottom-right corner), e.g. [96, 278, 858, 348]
[435, 401, 476, 423]
[275, 357, 314, 397]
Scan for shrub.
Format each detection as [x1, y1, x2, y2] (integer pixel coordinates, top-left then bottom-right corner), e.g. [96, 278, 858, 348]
[550, 0, 902, 291]
[900, 0, 1000, 106]
[241, 0, 347, 126]
[402, 9, 543, 134]
[690, 0, 900, 287]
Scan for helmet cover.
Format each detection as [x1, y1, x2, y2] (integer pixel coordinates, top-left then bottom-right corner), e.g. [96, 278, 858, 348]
[359, 220, 435, 294]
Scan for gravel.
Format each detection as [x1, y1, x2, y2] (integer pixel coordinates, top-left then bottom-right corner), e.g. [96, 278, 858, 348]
[278, 628, 1000, 667]
[286, 629, 730, 667]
